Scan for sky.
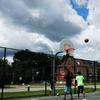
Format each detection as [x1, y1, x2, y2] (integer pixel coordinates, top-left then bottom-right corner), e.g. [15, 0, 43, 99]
[0, 0, 100, 61]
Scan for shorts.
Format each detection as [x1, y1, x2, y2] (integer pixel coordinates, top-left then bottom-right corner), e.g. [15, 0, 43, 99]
[78, 86, 84, 93]
[64, 85, 72, 93]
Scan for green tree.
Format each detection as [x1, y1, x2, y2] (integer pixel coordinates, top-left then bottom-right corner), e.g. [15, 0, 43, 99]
[13, 49, 52, 83]
[0, 59, 12, 87]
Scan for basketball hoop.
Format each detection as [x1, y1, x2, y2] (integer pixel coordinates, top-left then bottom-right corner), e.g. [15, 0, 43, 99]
[60, 39, 75, 56]
[64, 43, 75, 56]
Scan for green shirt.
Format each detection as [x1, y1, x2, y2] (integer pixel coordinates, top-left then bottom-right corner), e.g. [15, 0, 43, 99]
[76, 75, 84, 86]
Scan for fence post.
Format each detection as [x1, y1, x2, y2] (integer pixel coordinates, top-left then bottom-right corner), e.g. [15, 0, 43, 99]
[74, 58, 76, 94]
[1, 48, 6, 100]
[52, 51, 63, 96]
[93, 61, 96, 91]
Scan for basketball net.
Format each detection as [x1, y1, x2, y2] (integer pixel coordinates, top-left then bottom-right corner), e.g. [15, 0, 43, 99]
[64, 43, 75, 56]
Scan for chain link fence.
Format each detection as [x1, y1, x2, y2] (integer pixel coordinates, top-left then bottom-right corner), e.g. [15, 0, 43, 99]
[0, 47, 100, 99]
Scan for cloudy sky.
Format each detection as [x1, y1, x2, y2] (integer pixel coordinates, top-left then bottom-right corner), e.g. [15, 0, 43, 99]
[0, 0, 100, 61]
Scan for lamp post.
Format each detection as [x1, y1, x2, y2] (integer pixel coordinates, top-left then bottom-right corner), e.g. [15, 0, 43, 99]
[52, 51, 63, 96]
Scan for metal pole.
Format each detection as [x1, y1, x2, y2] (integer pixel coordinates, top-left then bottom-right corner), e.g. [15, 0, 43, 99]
[1, 48, 6, 100]
[0, 46, 22, 51]
[0, 46, 22, 99]
[74, 58, 76, 94]
[45, 81, 47, 95]
[52, 51, 63, 96]
[93, 61, 96, 91]
[52, 56, 55, 96]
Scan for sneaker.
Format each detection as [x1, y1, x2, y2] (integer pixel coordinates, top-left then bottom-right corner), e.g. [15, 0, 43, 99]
[63, 98, 66, 100]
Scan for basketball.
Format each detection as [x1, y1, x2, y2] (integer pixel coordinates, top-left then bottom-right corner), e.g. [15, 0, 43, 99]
[84, 38, 89, 43]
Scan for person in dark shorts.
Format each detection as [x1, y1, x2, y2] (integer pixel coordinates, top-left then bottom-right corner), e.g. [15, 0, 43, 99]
[64, 69, 73, 100]
[75, 71, 85, 99]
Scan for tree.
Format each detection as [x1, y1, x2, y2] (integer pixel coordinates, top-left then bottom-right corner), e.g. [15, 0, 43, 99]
[0, 59, 12, 87]
[13, 49, 53, 83]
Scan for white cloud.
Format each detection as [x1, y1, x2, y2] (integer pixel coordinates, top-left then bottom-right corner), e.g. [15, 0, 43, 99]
[76, 0, 88, 6]
[0, 0, 87, 51]
[0, 0, 87, 41]
[71, 25, 100, 60]
[0, 0, 100, 61]
[0, 15, 58, 53]
[68, 0, 100, 60]
[87, 0, 100, 28]
[29, 9, 40, 18]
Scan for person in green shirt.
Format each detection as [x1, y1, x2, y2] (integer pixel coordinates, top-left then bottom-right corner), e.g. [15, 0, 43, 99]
[75, 71, 85, 99]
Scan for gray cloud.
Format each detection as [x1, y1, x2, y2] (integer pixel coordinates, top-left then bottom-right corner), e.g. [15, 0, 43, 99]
[0, 0, 84, 42]
[0, 0, 100, 60]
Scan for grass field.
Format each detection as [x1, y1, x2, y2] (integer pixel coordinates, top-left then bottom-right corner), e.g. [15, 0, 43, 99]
[0, 82, 100, 99]
[0, 87, 100, 99]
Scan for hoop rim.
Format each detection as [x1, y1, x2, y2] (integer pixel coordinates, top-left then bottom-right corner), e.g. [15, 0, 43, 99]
[64, 47, 75, 51]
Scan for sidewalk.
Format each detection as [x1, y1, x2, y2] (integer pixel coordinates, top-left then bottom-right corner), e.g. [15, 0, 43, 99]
[36, 94, 85, 100]
[1, 85, 100, 92]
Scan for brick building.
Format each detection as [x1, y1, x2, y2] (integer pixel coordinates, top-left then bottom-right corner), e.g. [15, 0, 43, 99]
[56, 56, 100, 82]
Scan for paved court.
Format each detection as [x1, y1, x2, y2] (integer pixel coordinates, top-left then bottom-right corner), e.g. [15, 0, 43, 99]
[34, 92, 100, 100]
[85, 92, 100, 100]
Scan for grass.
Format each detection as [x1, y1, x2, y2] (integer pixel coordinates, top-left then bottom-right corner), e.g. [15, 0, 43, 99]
[1, 88, 100, 99]
[0, 90, 47, 99]
[1, 82, 100, 99]
[85, 82, 100, 85]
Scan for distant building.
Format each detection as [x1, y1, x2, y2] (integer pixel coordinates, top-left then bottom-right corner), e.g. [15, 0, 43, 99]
[56, 57, 100, 82]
